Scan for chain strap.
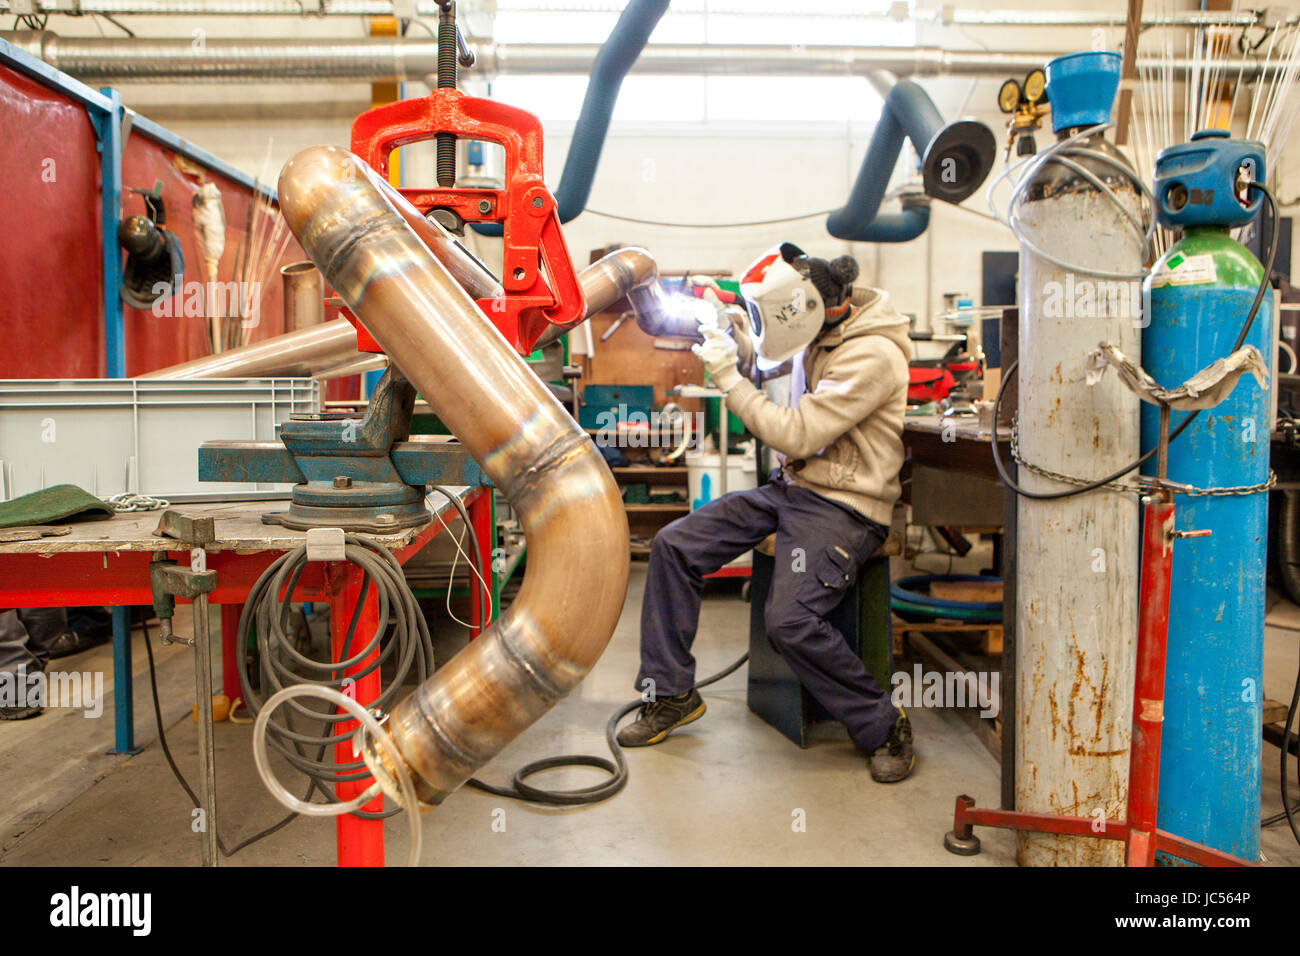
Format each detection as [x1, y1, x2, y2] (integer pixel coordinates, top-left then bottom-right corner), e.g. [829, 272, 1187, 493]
[1179, 471, 1277, 497]
[1009, 418, 1275, 498]
[106, 493, 171, 512]
[1009, 419, 1144, 495]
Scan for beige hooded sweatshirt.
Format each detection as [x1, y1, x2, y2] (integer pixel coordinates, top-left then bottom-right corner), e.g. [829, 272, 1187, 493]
[721, 287, 913, 525]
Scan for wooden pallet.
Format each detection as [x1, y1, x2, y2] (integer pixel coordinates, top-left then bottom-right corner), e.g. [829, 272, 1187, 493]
[892, 616, 1003, 656]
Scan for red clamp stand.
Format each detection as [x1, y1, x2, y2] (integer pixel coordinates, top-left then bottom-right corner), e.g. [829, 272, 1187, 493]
[348, 88, 586, 356]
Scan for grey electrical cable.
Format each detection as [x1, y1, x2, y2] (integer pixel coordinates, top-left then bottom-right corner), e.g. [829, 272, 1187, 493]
[237, 533, 435, 820]
[987, 121, 1156, 280]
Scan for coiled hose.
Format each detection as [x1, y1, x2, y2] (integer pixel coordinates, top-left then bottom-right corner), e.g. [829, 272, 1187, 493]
[238, 533, 434, 821]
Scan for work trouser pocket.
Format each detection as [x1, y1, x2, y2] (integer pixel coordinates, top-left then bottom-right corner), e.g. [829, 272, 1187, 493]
[813, 543, 858, 592]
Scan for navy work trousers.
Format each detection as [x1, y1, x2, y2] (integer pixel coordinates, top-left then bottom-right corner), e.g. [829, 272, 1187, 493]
[636, 479, 897, 751]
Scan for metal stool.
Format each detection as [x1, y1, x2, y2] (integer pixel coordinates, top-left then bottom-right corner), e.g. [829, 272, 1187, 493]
[746, 532, 899, 747]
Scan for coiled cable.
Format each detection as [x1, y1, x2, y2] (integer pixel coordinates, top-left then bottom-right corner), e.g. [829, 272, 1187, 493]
[986, 121, 1155, 279]
[238, 534, 435, 821]
[465, 651, 749, 806]
[252, 683, 424, 867]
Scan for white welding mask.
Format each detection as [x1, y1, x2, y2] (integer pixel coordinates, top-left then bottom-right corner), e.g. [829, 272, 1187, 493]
[738, 243, 827, 365]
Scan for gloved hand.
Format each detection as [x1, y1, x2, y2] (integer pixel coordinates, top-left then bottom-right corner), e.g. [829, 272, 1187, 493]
[692, 323, 742, 392]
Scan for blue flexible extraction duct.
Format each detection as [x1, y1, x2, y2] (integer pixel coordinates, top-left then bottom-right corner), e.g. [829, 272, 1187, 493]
[474, 5, 991, 244]
[555, 0, 671, 222]
[825, 80, 945, 243]
[473, 0, 669, 236]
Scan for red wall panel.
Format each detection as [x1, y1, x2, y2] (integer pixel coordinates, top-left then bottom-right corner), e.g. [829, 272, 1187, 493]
[120, 137, 306, 376]
[0, 63, 104, 378]
[0, 61, 308, 379]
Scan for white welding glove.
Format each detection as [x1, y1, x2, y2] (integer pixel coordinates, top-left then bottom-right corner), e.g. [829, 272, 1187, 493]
[692, 323, 742, 392]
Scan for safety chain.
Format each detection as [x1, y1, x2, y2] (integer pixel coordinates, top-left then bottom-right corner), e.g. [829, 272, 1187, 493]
[106, 493, 171, 512]
[1179, 471, 1277, 497]
[1009, 419, 1276, 498]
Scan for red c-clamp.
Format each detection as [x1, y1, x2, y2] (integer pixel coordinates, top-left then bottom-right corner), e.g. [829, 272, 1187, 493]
[348, 88, 586, 356]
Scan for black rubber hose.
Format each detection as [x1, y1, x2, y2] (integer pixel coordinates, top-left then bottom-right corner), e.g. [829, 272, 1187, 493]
[992, 181, 1279, 501]
[1277, 491, 1300, 605]
[436, 489, 748, 807]
[465, 650, 749, 806]
[140, 611, 303, 858]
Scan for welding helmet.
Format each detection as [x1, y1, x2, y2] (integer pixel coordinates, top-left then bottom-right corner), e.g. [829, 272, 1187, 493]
[739, 242, 859, 364]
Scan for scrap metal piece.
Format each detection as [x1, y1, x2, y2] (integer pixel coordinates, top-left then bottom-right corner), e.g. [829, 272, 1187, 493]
[153, 509, 217, 548]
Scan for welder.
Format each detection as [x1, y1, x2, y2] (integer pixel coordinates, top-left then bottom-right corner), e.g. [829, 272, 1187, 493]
[618, 242, 916, 783]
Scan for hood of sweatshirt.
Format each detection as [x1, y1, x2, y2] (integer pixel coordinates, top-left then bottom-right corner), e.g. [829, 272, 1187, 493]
[816, 286, 914, 363]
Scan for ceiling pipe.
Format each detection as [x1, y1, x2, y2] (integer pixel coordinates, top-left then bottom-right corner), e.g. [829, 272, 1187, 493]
[0, 1, 1289, 29]
[555, 0, 668, 225]
[6, 32, 1293, 84]
[825, 71, 994, 243]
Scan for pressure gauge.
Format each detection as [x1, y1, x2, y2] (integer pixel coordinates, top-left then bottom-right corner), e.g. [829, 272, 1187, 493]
[1023, 68, 1047, 104]
[998, 78, 1022, 114]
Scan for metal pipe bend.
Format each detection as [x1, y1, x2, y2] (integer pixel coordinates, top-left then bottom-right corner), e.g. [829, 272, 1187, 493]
[277, 144, 630, 806]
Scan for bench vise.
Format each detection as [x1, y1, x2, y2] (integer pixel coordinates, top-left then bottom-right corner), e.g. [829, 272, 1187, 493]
[197, 368, 488, 533]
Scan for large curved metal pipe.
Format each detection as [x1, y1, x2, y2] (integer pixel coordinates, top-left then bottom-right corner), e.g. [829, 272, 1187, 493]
[534, 244, 695, 351]
[146, 243, 678, 377]
[141, 163, 504, 380]
[278, 144, 629, 805]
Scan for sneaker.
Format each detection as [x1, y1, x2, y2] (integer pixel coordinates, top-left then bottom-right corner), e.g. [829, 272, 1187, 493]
[47, 630, 110, 660]
[0, 669, 45, 721]
[616, 689, 707, 747]
[0, 702, 44, 720]
[867, 706, 915, 783]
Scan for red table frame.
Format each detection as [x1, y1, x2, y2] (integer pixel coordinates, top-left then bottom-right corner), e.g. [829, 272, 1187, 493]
[0, 486, 493, 867]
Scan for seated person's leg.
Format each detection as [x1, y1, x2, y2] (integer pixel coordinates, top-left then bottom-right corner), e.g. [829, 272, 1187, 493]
[621, 485, 783, 747]
[764, 485, 896, 752]
[638, 484, 783, 696]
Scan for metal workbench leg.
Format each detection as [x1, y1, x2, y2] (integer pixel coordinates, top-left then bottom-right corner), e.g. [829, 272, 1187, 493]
[193, 595, 219, 867]
[329, 565, 385, 866]
[109, 605, 139, 755]
[220, 604, 242, 704]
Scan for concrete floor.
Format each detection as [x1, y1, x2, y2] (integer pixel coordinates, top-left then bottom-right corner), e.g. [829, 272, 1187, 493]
[1, 559, 1296, 867]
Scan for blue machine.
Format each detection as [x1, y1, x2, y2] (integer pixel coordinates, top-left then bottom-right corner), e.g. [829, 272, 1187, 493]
[1140, 129, 1272, 862]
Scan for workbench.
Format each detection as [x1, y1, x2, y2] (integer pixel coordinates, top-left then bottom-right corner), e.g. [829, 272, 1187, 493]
[0, 488, 493, 866]
[902, 413, 1018, 810]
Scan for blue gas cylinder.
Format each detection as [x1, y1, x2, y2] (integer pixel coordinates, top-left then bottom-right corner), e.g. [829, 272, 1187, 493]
[1140, 129, 1272, 863]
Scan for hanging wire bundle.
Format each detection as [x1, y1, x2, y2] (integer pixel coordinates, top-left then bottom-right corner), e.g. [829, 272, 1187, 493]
[1133, 0, 1300, 255]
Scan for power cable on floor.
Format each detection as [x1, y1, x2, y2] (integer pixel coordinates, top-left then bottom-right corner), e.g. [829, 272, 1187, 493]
[140, 610, 303, 858]
[437, 488, 751, 805]
[464, 651, 749, 806]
